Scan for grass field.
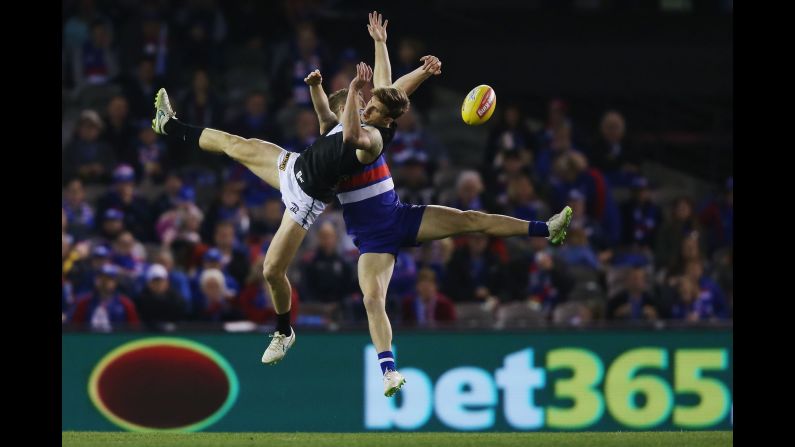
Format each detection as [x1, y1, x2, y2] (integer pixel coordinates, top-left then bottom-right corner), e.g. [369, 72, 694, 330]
[62, 431, 732, 447]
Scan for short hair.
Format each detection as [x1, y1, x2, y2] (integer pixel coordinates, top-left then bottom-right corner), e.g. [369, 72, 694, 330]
[328, 88, 349, 115]
[372, 87, 410, 119]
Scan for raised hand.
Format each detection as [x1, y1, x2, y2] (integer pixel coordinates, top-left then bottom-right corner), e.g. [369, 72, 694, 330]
[304, 69, 323, 86]
[367, 11, 388, 42]
[420, 55, 442, 75]
[350, 62, 373, 90]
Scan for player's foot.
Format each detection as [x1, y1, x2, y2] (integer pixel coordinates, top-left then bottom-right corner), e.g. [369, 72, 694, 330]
[547, 206, 573, 245]
[261, 328, 296, 365]
[383, 370, 406, 397]
[152, 88, 176, 135]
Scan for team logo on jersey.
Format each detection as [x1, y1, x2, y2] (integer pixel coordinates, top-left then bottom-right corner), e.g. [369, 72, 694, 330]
[279, 152, 291, 171]
[296, 171, 304, 183]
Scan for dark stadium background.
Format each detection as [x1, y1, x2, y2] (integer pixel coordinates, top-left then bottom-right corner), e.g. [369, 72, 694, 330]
[60, 0, 733, 435]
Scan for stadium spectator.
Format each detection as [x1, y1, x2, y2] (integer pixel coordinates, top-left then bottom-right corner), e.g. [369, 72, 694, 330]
[122, 57, 164, 121]
[699, 177, 733, 254]
[619, 177, 662, 251]
[197, 268, 244, 322]
[655, 196, 706, 270]
[212, 221, 251, 288]
[102, 95, 137, 168]
[388, 251, 419, 301]
[136, 264, 188, 327]
[133, 123, 168, 183]
[68, 245, 112, 296]
[390, 109, 448, 176]
[489, 148, 534, 207]
[536, 99, 573, 154]
[110, 230, 146, 285]
[443, 233, 505, 303]
[681, 259, 729, 320]
[63, 110, 116, 184]
[120, 9, 169, 79]
[394, 157, 436, 206]
[526, 249, 573, 313]
[239, 255, 300, 324]
[556, 227, 600, 270]
[63, 0, 111, 54]
[155, 185, 204, 246]
[70, 19, 118, 91]
[589, 110, 641, 187]
[502, 174, 545, 222]
[663, 231, 705, 282]
[177, 68, 224, 129]
[393, 37, 432, 111]
[190, 248, 241, 314]
[201, 182, 249, 242]
[173, 0, 227, 72]
[446, 170, 496, 212]
[62, 178, 96, 241]
[152, 174, 187, 218]
[402, 269, 456, 326]
[282, 109, 319, 152]
[670, 261, 729, 322]
[153, 248, 193, 312]
[90, 208, 125, 248]
[549, 151, 621, 245]
[299, 222, 355, 304]
[606, 268, 660, 321]
[484, 104, 535, 169]
[228, 91, 282, 143]
[248, 197, 284, 244]
[71, 264, 140, 331]
[271, 22, 329, 107]
[96, 164, 153, 241]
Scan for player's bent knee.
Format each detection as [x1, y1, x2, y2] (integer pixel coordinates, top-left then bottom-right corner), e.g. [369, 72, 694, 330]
[363, 294, 386, 311]
[262, 262, 286, 284]
[461, 210, 486, 231]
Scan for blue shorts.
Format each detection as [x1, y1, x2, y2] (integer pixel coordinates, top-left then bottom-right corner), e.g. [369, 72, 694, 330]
[343, 196, 426, 256]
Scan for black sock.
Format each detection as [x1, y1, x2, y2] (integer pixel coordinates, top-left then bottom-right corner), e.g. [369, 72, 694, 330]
[164, 119, 204, 148]
[275, 311, 292, 336]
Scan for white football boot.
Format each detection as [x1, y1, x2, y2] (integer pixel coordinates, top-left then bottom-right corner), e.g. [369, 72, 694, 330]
[151, 88, 176, 135]
[547, 206, 573, 245]
[261, 328, 296, 365]
[383, 370, 406, 397]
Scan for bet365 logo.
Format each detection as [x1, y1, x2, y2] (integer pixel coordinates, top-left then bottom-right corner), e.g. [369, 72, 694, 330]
[364, 345, 731, 431]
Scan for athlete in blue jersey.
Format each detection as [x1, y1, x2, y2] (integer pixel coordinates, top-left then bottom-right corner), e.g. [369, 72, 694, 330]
[301, 12, 573, 397]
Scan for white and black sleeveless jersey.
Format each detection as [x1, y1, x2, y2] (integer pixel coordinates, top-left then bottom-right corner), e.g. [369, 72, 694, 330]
[293, 121, 396, 203]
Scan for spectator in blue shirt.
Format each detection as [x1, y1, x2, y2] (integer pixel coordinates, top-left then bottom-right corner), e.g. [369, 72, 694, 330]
[606, 268, 660, 321]
[620, 177, 662, 251]
[62, 178, 95, 241]
[63, 110, 116, 184]
[96, 164, 153, 242]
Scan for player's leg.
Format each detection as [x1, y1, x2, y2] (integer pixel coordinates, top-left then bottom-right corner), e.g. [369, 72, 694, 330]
[415, 205, 572, 244]
[153, 88, 281, 189]
[260, 211, 309, 365]
[358, 252, 406, 397]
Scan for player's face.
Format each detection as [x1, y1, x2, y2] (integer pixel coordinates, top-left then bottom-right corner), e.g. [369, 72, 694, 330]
[362, 97, 389, 124]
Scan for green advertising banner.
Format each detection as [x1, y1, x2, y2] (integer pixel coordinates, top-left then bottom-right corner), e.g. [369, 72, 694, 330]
[62, 330, 732, 432]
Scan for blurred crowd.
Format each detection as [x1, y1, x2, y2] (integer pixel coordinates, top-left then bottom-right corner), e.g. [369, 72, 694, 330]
[62, 0, 733, 331]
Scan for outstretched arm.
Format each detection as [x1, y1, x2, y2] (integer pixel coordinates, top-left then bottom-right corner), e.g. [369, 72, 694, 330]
[392, 55, 442, 96]
[342, 63, 381, 160]
[368, 11, 392, 88]
[304, 69, 338, 134]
